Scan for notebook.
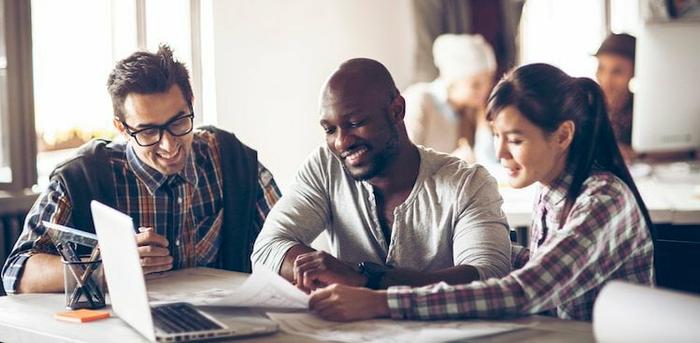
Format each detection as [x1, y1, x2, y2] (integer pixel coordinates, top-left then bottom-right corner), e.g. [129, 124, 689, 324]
[90, 200, 278, 342]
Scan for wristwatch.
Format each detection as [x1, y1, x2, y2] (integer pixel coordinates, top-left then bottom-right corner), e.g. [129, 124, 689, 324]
[358, 261, 391, 290]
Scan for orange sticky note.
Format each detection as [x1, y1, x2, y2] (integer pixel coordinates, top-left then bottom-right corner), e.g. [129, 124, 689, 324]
[54, 309, 111, 323]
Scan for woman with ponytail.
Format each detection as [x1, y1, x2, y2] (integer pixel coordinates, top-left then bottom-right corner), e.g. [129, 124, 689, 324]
[307, 63, 655, 322]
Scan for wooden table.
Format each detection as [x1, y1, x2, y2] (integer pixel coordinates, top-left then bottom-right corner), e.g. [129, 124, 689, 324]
[0, 268, 594, 342]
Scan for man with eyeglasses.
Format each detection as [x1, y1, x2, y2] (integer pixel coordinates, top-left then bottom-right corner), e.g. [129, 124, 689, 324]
[2, 45, 281, 294]
[252, 58, 510, 294]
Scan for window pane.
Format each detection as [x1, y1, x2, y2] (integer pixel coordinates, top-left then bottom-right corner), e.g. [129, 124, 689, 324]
[31, 0, 136, 187]
[0, 0, 11, 183]
[146, 0, 192, 71]
[519, 0, 606, 78]
[610, 0, 640, 36]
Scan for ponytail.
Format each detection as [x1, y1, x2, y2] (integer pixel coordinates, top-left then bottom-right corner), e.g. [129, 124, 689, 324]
[570, 78, 654, 235]
[565, 78, 606, 203]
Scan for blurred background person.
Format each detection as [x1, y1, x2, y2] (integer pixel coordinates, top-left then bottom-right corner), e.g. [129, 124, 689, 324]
[594, 32, 636, 162]
[404, 34, 498, 166]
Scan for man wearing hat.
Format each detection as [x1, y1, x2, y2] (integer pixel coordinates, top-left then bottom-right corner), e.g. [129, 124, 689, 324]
[595, 33, 636, 160]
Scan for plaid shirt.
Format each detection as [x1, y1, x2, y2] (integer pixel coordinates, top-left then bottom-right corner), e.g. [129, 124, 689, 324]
[387, 170, 654, 321]
[2, 129, 281, 294]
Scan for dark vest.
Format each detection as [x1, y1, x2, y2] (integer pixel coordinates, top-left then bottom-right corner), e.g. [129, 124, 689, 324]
[49, 126, 260, 273]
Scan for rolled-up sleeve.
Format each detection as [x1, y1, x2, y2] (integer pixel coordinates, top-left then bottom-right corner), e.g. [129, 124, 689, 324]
[2, 179, 72, 294]
[387, 186, 654, 321]
[251, 149, 331, 273]
[452, 166, 511, 280]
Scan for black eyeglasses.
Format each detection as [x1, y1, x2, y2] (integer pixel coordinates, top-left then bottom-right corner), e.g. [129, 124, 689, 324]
[121, 113, 194, 147]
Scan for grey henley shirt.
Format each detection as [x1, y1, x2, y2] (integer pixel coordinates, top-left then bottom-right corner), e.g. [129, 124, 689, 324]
[252, 145, 511, 280]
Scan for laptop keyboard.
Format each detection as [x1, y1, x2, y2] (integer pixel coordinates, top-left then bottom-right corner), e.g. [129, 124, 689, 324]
[151, 302, 225, 334]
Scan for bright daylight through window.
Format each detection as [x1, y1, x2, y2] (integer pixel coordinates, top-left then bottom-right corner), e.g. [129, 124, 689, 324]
[31, 0, 194, 188]
[0, 0, 11, 183]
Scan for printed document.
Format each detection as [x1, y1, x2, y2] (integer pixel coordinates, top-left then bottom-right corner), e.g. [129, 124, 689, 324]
[267, 312, 525, 343]
[148, 267, 308, 309]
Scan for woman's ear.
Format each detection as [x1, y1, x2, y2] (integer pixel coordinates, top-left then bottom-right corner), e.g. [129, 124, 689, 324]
[556, 120, 575, 149]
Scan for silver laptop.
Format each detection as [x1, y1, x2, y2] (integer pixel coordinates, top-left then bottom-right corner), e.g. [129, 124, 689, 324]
[90, 200, 278, 342]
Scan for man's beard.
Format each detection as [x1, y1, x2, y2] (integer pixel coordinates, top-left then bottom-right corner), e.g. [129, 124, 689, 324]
[343, 125, 400, 181]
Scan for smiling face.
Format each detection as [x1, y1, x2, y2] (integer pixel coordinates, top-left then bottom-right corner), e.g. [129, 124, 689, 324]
[320, 90, 400, 181]
[113, 84, 194, 176]
[491, 106, 572, 188]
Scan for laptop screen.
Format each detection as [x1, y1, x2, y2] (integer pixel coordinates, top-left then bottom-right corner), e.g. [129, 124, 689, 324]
[91, 200, 157, 342]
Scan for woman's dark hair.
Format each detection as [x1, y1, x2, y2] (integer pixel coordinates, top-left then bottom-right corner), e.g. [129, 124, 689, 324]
[486, 63, 653, 232]
[107, 44, 193, 121]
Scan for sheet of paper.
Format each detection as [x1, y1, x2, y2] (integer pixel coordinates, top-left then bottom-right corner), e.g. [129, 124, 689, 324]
[266, 312, 524, 343]
[593, 281, 700, 342]
[148, 267, 308, 309]
[210, 266, 308, 308]
[148, 288, 236, 306]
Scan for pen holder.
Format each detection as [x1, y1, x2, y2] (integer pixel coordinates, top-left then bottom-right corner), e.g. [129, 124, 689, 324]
[62, 256, 106, 310]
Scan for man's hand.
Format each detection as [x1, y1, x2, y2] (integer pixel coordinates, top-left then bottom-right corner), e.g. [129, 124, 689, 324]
[135, 227, 173, 274]
[309, 284, 390, 321]
[293, 251, 366, 293]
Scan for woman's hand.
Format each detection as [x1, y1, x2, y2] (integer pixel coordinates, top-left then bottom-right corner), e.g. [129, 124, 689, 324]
[309, 284, 390, 321]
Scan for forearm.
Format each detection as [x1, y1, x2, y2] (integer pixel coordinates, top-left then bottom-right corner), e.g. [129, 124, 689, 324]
[279, 244, 315, 282]
[250, 185, 328, 274]
[16, 254, 64, 293]
[251, 231, 310, 273]
[387, 276, 526, 320]
[381, 265, 480, 288]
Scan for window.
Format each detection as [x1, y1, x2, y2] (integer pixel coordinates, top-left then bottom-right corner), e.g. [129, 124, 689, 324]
[0, 0, 35, 192]
[32, 0, 134, 187]
[610, 0, 640, 36]
[29, 0, 210, 188]
[146, 0, 192, 69]
[519, 0, 607, 78]
[0, 2, 10, 183]
[519, 0, 641, 79]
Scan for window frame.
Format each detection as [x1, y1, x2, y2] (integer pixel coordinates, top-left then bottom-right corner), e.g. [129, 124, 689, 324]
[1, 0, 206, 194]
[1, 0, 36, 193]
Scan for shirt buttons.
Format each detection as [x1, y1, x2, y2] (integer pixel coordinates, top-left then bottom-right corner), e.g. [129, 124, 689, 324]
[177, 197, 183, 204]
[175, 239, 181, 247]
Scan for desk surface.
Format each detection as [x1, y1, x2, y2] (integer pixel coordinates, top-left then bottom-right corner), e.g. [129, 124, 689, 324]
[500, 175, 700, 227]
[0, 268, 594, 343]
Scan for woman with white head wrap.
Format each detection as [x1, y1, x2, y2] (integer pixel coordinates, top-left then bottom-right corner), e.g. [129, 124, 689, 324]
[404, 34, 498, 165]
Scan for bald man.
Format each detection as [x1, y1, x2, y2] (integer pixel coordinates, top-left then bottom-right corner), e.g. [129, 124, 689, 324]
[252, 58, 510, 293]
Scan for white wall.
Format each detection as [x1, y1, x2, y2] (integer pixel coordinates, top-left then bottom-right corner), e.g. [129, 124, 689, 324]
[211, 0, 415, 190]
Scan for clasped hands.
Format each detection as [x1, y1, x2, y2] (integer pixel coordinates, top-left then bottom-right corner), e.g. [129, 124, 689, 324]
[292, 250, 366, 293]
[293, 251, 390, 321]
[135, 227, 173, 274]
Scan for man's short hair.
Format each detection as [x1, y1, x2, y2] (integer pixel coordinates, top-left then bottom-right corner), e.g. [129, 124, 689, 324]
[107, 44, 193, 121]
